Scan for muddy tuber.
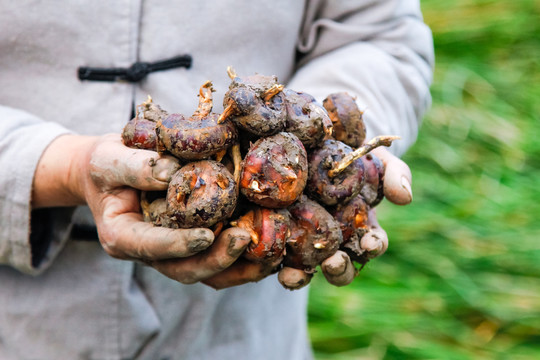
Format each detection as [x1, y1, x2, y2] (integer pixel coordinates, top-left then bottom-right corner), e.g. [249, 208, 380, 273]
[122, 96, 168, 150]
[157, 81, 238, 160]
[240, 132, 308, 208]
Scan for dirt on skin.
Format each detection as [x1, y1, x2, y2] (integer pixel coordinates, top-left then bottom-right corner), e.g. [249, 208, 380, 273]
[223, 74, 287, 136]
[156, 81, 238, 161]
[283, 88, 333, 149]
[166, 160, 237, 228]
[157, 113, 238, 160]
[331, 194, 370, 258]
[234, 207, 291, 264]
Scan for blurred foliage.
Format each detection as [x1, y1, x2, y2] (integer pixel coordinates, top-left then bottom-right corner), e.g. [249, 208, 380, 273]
[308, 1, 540, 359]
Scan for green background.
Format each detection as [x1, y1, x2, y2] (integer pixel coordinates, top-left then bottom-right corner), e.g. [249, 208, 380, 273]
[308, 1, 540, 359]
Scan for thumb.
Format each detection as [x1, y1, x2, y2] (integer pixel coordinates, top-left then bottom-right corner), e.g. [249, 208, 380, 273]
[89, 134, 180, 191]
[371, 147, 413, 205]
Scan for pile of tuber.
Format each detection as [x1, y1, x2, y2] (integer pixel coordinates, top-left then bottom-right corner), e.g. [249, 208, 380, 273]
[121, 70, 406, 290]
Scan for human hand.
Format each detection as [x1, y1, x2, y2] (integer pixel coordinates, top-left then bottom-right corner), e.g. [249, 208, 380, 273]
[33, 133, 219, 274]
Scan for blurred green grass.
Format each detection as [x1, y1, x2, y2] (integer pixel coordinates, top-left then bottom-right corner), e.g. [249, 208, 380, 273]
[307, 1, 540, 359]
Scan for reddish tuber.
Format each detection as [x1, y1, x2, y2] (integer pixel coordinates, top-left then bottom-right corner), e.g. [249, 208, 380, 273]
[122, 96, 168, 150]
[284, 195, 343, 273]
[240, 132, 308, 208]
[231, 206, 291, 264]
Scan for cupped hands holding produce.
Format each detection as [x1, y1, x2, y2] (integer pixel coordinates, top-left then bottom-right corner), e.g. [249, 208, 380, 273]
[116, 70, 414, 290]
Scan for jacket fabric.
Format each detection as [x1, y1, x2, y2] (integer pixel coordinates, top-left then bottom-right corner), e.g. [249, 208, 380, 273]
[0, 1, 433, 359]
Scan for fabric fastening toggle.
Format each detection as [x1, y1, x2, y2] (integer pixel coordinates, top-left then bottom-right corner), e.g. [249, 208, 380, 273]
[78, 54, 192, 82]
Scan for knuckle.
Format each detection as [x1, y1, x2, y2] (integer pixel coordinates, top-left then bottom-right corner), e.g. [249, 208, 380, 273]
[101, 241, 123, 259]
[98, 229, 125, 259]
[175, 271, 200, 285]
[212, 257, 231, 273]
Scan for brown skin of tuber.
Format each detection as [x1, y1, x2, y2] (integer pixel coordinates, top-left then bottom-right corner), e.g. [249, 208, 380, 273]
[331, 193, 370, 245]
[115, 73, 414, 290]
[240, 132, 308, 208]
[156, 82, 238, 160]
[221, 72, 287, 137]
[322, 92, 366, 148]
[306, 139, 365, 206]
[283, 88, 333, 149]
[122, 118, 159, 150]
[166, 160, 237, 228]
[333, 202, 388, 265]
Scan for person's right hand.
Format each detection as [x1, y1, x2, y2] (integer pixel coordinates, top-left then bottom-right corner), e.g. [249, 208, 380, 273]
[32, 133, 253, 283]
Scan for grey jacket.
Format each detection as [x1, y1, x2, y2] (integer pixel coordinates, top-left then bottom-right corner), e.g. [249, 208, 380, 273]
[0, 1, 433, 359]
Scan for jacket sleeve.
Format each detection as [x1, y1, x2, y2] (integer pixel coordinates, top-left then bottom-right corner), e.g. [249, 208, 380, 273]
[287, 0, 434, 156]
[0, 105, 75, 275]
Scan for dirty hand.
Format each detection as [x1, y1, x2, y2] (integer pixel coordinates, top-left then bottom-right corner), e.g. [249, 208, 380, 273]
[32, 133, 217, 272]
[276, 147, 413, 290]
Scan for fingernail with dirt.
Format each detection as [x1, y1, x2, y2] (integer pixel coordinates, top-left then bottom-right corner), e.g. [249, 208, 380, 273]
[152, 157, 181, 182]
[227, 234, 250, 257]
[187, 229, 214, 253]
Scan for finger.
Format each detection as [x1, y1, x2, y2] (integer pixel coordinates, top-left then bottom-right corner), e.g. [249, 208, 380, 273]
[371, 147, 412, 205]
[89, 133, 180, 191]
[149, 227, 251, 284]
[359, 209, 388, 259]
[321, 250, 357, 287]
[277, 267, 312, 290]
[202, 257, 281, 290]
[97, 193, 214, 260]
